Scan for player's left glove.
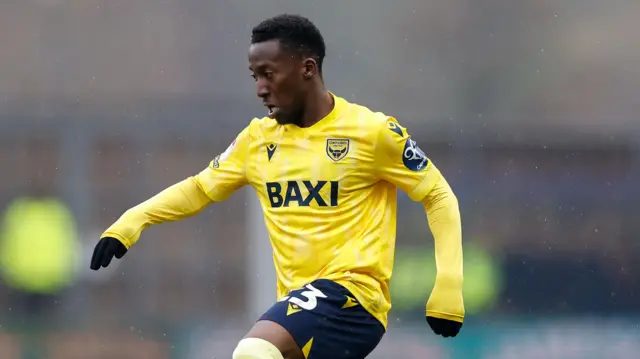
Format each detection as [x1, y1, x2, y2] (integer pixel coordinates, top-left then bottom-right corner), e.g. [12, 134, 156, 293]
[426, 316, 462, 338]
[425, 274, 465, 338]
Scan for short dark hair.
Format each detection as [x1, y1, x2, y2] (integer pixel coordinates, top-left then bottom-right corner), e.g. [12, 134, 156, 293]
[251, 14, 326, 74]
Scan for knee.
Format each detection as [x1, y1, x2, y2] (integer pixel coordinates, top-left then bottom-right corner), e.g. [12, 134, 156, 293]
[232, 338, 284, 359]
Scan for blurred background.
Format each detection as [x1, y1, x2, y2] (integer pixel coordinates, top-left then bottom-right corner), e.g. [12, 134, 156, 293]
[1, 0, 639, 358]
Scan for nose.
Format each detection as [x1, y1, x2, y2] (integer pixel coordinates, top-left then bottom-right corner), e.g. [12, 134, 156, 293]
[256, 79, 269, 100]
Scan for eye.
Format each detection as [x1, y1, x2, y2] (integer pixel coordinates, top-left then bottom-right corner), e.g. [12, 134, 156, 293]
[250, 73, 257, 81]
[264, 71, 274, 80]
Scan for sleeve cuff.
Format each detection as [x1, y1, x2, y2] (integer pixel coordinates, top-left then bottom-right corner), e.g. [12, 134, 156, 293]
[101, 231, 134, 249]
[426, 310, 464, 323]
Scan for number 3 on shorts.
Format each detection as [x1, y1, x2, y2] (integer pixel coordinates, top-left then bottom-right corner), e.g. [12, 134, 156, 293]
[280, 284, 327, 311]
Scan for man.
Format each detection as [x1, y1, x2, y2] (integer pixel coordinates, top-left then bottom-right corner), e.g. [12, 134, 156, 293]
[91, 14, 464, 359]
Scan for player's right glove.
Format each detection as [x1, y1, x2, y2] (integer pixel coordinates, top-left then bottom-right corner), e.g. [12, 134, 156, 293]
[90, 237, 128, 270]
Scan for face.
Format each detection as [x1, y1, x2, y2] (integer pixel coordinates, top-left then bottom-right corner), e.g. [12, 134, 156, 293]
[249, 40, 315, 125]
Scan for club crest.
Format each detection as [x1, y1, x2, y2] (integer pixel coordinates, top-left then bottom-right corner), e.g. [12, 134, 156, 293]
[326, 138, 350, 162]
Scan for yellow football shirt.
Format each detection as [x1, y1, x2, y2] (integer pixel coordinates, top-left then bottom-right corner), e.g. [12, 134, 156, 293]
[102, 93, 462, 328]
[192, 95, 442, 327]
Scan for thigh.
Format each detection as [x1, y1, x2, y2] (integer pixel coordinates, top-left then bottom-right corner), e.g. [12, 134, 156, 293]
[244, 320, 305, 359]
[259, 279, 385, 359]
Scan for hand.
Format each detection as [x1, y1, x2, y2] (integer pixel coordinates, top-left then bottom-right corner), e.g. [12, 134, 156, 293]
[426, 273, 464, 338]
[426, 316, 462, 338]
[90, 237, 128, 270]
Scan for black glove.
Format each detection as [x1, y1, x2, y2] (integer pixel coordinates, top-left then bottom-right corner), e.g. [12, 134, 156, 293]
[90, 237, 128, 270]
[426, 316, 462, 338]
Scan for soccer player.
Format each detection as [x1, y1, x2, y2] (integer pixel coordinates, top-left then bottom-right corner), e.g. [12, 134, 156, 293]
[90, 14, 464, 359]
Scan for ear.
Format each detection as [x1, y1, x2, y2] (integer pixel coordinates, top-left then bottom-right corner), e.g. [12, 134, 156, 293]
[302, 58, 317, 79]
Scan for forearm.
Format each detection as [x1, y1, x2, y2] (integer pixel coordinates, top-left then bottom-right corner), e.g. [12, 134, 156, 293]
[422, 173, 464, 320]
[102, 177, 212, 248]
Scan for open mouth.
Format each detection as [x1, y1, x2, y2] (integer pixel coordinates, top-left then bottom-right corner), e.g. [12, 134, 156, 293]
[266, 105, 280, 119]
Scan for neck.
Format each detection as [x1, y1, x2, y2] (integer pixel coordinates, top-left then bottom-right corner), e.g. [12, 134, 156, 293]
[299, 83, 334, 128]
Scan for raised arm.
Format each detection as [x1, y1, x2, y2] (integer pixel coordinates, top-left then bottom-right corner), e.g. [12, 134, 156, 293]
[99, 177, 213, 249]
[90, 125, 251, 270]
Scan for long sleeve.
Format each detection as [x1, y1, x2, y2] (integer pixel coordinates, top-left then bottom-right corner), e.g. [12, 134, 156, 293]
[370, 115, 465, 321]
[421, 173, 465, 322]
[101, 177, 212, 248]
[101, 123, 252, 248]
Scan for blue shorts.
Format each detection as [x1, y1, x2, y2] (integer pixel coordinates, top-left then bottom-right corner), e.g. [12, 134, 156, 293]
[259, 279, 385, 359]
